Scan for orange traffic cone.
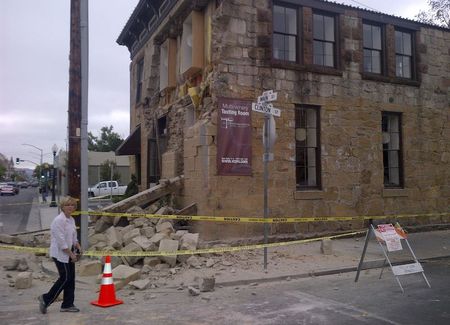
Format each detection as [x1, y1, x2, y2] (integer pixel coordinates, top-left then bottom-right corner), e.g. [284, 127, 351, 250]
[91, 256, 123, 307]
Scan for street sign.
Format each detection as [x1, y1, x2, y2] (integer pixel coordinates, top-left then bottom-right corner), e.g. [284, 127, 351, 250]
[252, 102, 281, 117]
[258, 90, 277, 103]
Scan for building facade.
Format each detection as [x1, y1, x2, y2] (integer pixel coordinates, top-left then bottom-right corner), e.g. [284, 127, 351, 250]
[117, 0, 450, 239]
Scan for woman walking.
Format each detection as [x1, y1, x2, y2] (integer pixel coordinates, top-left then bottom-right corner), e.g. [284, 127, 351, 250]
[38, 196, 82, 313]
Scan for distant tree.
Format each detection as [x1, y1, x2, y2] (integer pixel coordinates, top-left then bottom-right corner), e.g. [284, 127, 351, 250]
[99, 160, 121, 182]
[88, 125, 124, 152]
[416, 0, 450, 28]
[0, 165, 6, 180]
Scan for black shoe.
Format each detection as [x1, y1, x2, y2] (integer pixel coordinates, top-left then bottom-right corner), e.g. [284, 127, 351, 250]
[38, 295, 47, 314]
[60, 306, 80, 312]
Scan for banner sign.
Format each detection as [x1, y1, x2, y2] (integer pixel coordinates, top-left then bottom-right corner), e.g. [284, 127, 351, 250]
[375, 223, 403, 252]
[217, 97, 252, 176]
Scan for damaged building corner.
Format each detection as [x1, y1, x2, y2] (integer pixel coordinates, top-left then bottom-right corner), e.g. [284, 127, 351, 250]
[113, 0, 450, 241]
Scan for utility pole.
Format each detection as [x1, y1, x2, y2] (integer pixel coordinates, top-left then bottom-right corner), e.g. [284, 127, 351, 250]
[68, 0, 82, 241]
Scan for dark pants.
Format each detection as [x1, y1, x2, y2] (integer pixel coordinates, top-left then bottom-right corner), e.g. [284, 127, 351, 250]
[42, 258, 75, 308]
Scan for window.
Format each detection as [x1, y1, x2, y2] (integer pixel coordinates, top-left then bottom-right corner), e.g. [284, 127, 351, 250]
[382, 112, 403, 187]
[363, 23, 382, 74]
[273, 4, 297, 62]
[180, 11, 204, 76]
[135, 59, 144, 103]
[160, 38, 177, 91]
[295, 106, 321, 189]
[395, 30, 412, 78]
[313, 13, 335, 67]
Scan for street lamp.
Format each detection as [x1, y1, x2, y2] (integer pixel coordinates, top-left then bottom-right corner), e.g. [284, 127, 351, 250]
[49, 144, 58, 207]
[22, 143, 43, 184]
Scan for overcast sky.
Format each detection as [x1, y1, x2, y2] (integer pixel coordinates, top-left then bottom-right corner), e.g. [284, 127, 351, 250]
[0, 0, 429, 169]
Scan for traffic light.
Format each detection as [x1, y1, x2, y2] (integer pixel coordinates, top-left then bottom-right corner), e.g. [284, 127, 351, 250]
[16, 157, 20, 164]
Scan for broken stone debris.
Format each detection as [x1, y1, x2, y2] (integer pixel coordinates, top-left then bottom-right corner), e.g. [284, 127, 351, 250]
[15, 272, 33, 289]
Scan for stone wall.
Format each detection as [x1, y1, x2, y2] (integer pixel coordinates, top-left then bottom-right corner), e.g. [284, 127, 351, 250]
[180, 0, 450, 239]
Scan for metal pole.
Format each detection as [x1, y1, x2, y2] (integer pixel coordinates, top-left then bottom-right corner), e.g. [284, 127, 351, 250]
[79, 0, 89, 251]
[263, 112, 269, 271]
[110, 162, 113, 200]
[50, 151, 57, 207]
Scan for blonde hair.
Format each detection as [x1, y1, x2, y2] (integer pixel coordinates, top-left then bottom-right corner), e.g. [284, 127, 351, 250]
[59, 196, 78, 208]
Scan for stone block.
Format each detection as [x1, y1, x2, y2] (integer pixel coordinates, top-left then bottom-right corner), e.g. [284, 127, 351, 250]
[320, 239, 333, 255]
[112, 265, 141, 289]
[198, 276, 215, 292]
[88, 233, 107, 246]
[129, 279, 150, 290]
[159, 239, 179, 267]
[178, 233, 199, 263]
[0, 234, 15, 244]
[3, 258, 20, 271]
[121, 242, 143, 266]
[106, 226, 123, 249]
[143, 257, 161, 267]
[149, 233, 169, 245]
[78, 260, 102, 276]
[15, 272, 32, 289]
[94, 217, 112, 233]
[16, 258, 29, 271]
[132, 217, 151, 228]
[141, 226, 155, 238]
[171, 230, 188, 241]
[156, 222, 174, 235]
[132, 236, 155, 251]
[122, 228, 141, 246]
[186, 256, 201, 268]
[119, 224, 135, 236]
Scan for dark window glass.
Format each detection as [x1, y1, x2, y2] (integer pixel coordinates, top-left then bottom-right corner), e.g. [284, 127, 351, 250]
[135, 59, 144, 103]
[296, 106, 321, 189]
[382, 112, 403, 187]
[395, 30, 413, 78]
[363, 23, 382, 74]
[313, 13, 335, 67]
[273, 4, 297, 62]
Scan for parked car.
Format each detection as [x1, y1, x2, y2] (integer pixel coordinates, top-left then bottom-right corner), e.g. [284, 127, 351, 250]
[88, 181, 127, 197]
[0, 183, 15, 196]
[18, 181, 29, 188]
[7, 182, 19, 194]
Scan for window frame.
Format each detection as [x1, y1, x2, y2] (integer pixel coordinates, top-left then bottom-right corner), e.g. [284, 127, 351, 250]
[312, 11, 337, 68]
[382, 111, 404, 188]
[272, 2, 299, 63]
[394, 28, 414, 79]
[362, 21, 384, 75]
[295, 105, 322, 190]
[135, 58, 144, 104]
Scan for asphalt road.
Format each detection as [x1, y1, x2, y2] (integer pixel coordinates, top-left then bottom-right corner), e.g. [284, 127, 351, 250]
[1, 256, 447, 324]
[0, 187, 35, 234]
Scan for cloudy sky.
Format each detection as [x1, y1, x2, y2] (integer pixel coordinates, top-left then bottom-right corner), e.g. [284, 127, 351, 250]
[0, 0, 429, 169]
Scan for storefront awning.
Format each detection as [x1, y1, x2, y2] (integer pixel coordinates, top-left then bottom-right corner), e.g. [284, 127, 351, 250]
[116, 125, 141, 156]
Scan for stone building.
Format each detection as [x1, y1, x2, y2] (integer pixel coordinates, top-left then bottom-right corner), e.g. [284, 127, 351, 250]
[116, 0, 450, 240]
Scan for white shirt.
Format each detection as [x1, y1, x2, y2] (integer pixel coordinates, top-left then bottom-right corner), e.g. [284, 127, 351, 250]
[49, 212, 78, 263]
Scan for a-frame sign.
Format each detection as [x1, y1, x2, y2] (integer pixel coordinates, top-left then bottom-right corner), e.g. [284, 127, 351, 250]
[355, 221, 431, 293]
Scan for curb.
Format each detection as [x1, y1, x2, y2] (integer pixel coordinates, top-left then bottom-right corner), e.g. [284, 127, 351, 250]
[213, 254, 450, 288]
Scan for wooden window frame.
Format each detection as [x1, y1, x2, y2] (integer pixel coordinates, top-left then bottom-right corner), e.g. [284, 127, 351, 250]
[363, 21, 384, 75]
[312, 11, 336, 68]
[135, 59, 144, 104]
[394, 29, 414, 79]
[295, 105, 321, 190]
[382, 111, 404, 188]
[272, 2, 299, 63]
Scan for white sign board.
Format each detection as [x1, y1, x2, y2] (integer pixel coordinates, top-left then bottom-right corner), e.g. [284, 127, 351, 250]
[252, 102, 281, 117]
[392, 263, 424, 276]
[376, 224, 403, 252]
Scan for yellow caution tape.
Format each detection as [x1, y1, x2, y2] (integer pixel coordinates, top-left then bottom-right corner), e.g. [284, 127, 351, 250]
[73, 211, 450, 224]
[0, 231, 364, 257]
[0, 202, 34, 207]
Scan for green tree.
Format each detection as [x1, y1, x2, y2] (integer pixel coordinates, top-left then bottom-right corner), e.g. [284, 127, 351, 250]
[0, 164, 6, 180]
[99, 160, 121, 182]
[88, 125, 124, 152]
[416, 0, 450, 28]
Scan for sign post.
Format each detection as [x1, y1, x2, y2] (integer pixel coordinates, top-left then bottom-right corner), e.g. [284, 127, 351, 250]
[252, 90, 280, 270]
[355, 221, 431, 292]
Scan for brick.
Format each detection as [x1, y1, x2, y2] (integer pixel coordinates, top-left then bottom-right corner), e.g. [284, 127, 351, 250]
[158, 239, 179, 267]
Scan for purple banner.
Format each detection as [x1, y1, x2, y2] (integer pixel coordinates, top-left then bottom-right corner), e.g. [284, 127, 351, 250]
[217, 97, 252, 176]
